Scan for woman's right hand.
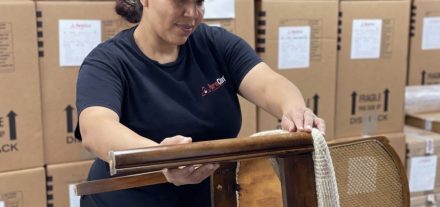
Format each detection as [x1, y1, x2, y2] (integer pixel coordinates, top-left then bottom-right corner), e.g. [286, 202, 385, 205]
[160, 135, 220, 186]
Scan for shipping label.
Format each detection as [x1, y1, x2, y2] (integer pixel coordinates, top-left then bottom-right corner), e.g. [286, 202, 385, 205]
[351, 19, 382, 59]
[59, 20, 102, 67]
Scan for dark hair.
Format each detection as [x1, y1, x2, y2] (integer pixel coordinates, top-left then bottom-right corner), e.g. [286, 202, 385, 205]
[115, 0, 143, 23]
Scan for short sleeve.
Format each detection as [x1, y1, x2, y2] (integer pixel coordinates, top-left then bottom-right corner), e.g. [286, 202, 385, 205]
[76, 49, 124, 117]
[211, 27, 262, 90]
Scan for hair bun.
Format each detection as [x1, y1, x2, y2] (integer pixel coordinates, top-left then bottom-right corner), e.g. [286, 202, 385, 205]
[115, 0, 142, 23]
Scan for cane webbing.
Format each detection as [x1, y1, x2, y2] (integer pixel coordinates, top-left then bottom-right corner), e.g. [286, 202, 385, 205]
[250, 129, 340, 207]
[311, 129, 340, 207]
[330, 140, 403, 207]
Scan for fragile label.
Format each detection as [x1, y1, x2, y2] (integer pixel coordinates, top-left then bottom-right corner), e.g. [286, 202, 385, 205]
[409, 155, 437, 192]
[69, 184, 80, 207]
[351, 19, 382, 59]
[278, 26, 311, 69]
[204, 0, 235, 19]
[422, 17, 440, 50]
[59, 20, 102, 67]
[0, 22, 14, 72]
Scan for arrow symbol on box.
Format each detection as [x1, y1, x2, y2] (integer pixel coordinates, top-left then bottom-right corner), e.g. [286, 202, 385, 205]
[383, 89, 390, 112]
[7, 111, 17, 140]
[351, 91, 357, 115]
[65, 105, 74, 133]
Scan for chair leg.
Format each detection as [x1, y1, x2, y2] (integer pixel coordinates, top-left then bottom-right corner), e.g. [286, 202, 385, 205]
[211, 162, 238, 207]
[277, 154, 318, 207]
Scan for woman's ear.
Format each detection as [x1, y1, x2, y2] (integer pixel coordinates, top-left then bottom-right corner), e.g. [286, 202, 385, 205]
[139, 0, 148, 7]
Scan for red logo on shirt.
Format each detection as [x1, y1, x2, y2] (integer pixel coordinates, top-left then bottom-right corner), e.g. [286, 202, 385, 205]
[201, 75, 226, 96]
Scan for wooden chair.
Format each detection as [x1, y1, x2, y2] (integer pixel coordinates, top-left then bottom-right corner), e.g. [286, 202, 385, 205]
[75, 132, 409, 207]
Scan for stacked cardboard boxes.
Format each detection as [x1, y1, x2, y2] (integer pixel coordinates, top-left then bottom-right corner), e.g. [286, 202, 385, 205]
[0, 168, 46, 207]
[0, 1, 44, 172]
[335, 0, 410, 138]
[407, 112, 440, 134]
[46, 160, 93, 207]
[405, 126, 440, 205]
[255, 0, 339, 140]
[37, 1, 133, 164]
[334, 0, 410, 162]
[407, 0, 440, 85]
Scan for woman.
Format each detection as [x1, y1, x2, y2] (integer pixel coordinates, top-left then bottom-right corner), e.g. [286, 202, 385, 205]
[76, 0, 326, 206]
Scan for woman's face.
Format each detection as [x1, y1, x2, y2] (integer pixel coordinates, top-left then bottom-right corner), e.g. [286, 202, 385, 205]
[145, 0, 205, 45]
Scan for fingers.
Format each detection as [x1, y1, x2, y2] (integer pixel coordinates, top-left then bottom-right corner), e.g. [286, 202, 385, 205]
[189, 164, 219, 182]
[281, 115, 295, 131]
[160, 135, 192, 145]
[281, 107, 326, 135]
[303, 110, 315, 132]
[164, 164, 219, 186]
[314, 117, 326, 135]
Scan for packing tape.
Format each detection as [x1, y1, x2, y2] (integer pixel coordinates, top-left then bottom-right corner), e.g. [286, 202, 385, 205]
[361, 114, 378, 136]
[427, 194, 437, 205]
[425, 120, 433, 131]
[411, 133, 435, 155]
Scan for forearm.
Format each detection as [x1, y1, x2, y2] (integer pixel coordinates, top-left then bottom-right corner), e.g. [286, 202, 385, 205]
[261, 75, 306, 119]
[240, 63, 306, 119]
[80, 115, 158, 162]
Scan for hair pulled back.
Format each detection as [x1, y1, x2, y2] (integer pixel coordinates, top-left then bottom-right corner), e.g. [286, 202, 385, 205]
[115, 0, 143, 23]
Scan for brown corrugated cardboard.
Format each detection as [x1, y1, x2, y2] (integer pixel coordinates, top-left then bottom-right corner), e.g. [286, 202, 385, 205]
[0, 167, 46, 207]
[335, 1, 410, 138]
[203, 0, 257, 137]
[37, 1, 133, 164]
[46, 160, 93, 207]
[0, 1, 44, 172]
[255, 0, 338, 139]
[406, 112, 440, 134]
[407, 0, 440, 85]
[410, 193, 440, 207]
[405, 126, 440, 197]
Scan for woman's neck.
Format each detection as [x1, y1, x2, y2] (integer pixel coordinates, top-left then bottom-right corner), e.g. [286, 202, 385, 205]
[133, 24, 179, 64]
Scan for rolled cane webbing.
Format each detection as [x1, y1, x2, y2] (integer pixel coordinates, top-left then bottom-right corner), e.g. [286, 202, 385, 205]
[248, 129, 340, 207]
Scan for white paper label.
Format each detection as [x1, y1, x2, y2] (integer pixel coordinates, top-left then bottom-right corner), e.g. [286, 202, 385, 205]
[351, 19, 382, 59]
[59, 20, 102, 67]
[422, 17, 440, 50]
[207, 23, 222, 28]
[409, 155, 438, 192]
[69, 184, 80, 207]
[278, 26, 311, 69]
[204, 0, 235, 19]
[0, 201, 4, 207]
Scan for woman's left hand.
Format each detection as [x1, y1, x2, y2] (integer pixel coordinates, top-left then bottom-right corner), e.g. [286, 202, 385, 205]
[280, 107, 326, 135]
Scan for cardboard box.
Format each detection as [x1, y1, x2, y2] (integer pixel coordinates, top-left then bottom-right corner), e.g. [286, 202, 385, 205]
[203, 0, 257, 137]
[410, 193, 440, 207]
[0, 1, 44, 172]
[405, 126, 440, 197]
[46, 160, 93, 207]
[335, 1, 410, 138]
[0, 167, 46, 207]
[255, 0, 338, 139]
[407, 0, 440, 85]
[37, 1, 133, 164]
[406, 112, 440, 134]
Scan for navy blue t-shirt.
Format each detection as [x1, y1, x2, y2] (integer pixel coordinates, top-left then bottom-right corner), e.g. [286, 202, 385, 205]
[76, 23, 261, 207]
